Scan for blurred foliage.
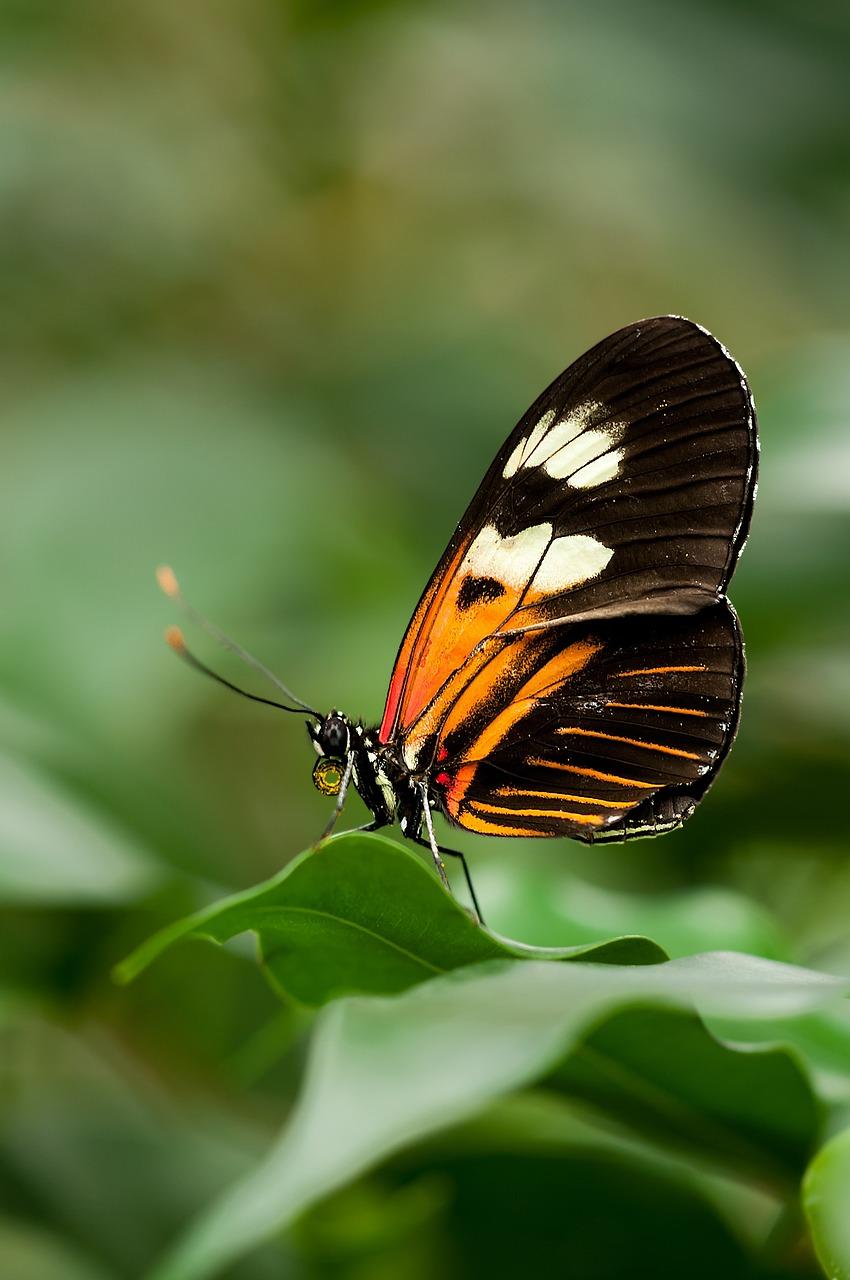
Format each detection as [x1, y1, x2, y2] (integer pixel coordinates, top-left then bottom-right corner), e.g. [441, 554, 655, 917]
[2, 0, 850, 1276]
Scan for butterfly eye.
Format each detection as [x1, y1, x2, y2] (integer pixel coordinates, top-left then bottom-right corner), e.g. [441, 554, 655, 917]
[320, 715, 349, 756]
[313, 757, 343, 796]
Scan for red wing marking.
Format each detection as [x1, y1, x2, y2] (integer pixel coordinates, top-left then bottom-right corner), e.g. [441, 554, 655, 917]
[444, 763, 477, 821]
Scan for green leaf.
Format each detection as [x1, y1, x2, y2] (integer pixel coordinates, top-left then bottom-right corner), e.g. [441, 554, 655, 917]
[115, 833, 665, 1004]
[706, 1005, 850, 1102]
[804, 1123, 850, 1279]
[549, 1005, 818, 1186]
[147, 953, 845, 1280]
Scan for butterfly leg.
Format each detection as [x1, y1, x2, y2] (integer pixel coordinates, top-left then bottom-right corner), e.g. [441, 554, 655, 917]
[417, 786, 451, 891]
[320, 818, 387, 841]
[416, 788, 484, 925]
[319, 751, 356, 841]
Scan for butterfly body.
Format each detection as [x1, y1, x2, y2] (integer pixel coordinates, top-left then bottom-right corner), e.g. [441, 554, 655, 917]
[308, 316, 757, 891]
[161, 315, 757, 920]
[310, 716, 441, 834]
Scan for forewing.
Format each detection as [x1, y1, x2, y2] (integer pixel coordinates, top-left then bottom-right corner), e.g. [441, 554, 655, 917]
[434, 602, 743, 840]
[380, 316, 756, 744]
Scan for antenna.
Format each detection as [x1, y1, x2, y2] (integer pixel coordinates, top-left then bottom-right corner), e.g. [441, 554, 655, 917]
[163, 627, 315, 716]
[158, 567, 321, 719]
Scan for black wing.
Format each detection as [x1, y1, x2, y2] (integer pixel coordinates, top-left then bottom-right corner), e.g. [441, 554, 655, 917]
[381, 316, 757, 754]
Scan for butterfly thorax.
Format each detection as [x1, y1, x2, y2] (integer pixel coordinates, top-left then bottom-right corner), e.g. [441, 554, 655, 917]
[353, 726, 418, 826]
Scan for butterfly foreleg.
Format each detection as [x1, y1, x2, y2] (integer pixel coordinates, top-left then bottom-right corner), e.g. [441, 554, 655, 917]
[416, 786, 451, 891]
[318, 750, 356, 841]
[318, 818, 388, 843]
[413, 787, 484, 925]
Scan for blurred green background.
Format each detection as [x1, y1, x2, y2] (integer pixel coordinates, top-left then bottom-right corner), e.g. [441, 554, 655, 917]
[2, 1, 850, 1276]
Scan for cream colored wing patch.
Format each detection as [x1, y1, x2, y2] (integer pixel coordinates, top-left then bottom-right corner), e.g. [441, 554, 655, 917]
[533, 534, 614, 591]
[460, 523, 614, 598]
[460, 523, 552, 591]
[503, 401, 626, 489]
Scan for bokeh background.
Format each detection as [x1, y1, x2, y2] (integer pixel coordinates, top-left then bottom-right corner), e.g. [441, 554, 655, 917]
[2, 1, 850, 1276]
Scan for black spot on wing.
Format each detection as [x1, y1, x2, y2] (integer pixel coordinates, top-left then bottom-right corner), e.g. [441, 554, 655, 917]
[457, 575, 507, 611]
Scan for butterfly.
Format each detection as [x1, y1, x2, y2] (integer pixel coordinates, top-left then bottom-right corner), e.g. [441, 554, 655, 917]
[160, 316, 757, 923]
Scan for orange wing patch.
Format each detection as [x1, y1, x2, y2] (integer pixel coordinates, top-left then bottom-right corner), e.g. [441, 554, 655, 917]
[439, 637, 602, 815]
[380, 519, 615, 742]
[448, 637, 602, 758]
[380, 539, 522, 743]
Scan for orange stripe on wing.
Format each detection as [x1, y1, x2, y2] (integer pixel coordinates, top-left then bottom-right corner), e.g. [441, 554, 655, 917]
[466, 639, 602, 762]
[470, 800, 605, 826]
[526, 757, 656, 789]
[494, 786, 624, 809]
[555, 726, 703, 761]
[438, 637, 538, 754]
[607, 701, 710, 718]
[444, 638, 602, 813]
[456, 810, 546, 837]
[614, 665, 706, 678]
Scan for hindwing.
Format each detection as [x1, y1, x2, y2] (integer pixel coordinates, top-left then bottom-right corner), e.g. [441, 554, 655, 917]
[431, 603, 743, 840]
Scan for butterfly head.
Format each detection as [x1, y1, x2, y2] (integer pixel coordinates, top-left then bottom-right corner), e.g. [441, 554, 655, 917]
[308, 711, 351, 796]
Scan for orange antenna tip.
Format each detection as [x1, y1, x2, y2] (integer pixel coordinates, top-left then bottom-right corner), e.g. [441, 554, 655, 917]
[156, 565, 180, 598]
[165, 625, 186, 653]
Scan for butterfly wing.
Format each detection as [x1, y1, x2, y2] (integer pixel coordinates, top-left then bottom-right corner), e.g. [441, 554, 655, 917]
[379, 316, 756, 765]
[432, 602, 743, 841]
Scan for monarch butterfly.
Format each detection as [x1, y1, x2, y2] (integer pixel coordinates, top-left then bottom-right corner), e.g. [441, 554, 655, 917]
[161, 316, 757, 923]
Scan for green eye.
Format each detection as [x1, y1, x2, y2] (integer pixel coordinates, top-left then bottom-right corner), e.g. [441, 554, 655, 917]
[313, 757, 342, 797]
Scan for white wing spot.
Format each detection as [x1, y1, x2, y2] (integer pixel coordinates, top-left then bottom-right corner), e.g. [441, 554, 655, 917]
[533, 534, 614, 592]
[502, 409, 555, 478]
[525, 414, 585, 469]
[523, 410, 555, 459]
[502, 439, 525, 479]
[569, 446, 624, 488]
[545, 426, 624, 480]
[503, 400, 629, 483]
[461, 522, 553, 592]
